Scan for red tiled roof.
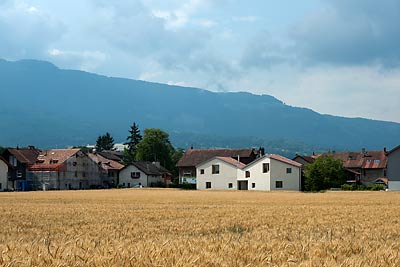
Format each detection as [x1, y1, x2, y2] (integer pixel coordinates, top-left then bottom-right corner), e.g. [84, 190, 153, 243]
[177, 148, 256, 167]
[293, 155, 315, 164]
[269, 154, 303, 168]
[29, 164, 65, 171]
[35, 149, 81, 165]
[216, 157, 246, 168]
[318, 151, 387, 169]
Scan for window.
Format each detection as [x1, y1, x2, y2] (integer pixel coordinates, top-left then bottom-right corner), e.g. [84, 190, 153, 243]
[228, 183, 233, 188]
[286, 168, 292, 174]
[82, 172, 86, 178]
[128, 183, 131, 188]
[131, 172, 141, 179]
[74, 171, 78, 177]
[245, 171, 250, 178]
[200, 169, 205, 174]
[252, 183, 255, 188]
[17, 171, 22, 178]
[263, 163, 270, 173]
[212, 165, 220, 174]
[73, 162, 77, 166]
[0, 183, 2, 189]
[374, 159, 381, 163]
[276, 181, 283, 188]
[206, 182, 212, 189]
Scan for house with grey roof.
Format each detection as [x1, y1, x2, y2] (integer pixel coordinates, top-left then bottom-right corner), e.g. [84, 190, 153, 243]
[119, 161, 171, 188]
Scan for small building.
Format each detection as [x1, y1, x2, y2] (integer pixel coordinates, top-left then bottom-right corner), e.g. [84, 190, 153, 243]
[196, 157, 245, 190]
[239, 154, 302, 191]
[2, 146, 40, 191]
[88, 153, 125, 187]
[177, 148, 261, 184]
[28, 149, 104, 190]
[387, 145, 400, 190]
[0, 156, 11, 191]
[119, 162, 171, 188]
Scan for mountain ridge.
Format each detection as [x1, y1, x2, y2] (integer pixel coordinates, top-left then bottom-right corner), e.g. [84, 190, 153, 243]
[0, 59, 399, 156]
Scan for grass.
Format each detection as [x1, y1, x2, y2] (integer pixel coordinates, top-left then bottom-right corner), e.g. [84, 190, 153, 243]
[0, 189, 399, 266]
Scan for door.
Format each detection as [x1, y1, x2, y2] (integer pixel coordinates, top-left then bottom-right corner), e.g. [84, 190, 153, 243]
[238, 181, 248, 190]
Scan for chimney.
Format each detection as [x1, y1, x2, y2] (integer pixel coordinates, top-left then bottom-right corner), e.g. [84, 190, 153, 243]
[384, 147, 387, 154]
[259, 147, 265, 156]
[362, 148, 366, 157]
[28, 145, 35, 150]
[237, 155, 240, 163]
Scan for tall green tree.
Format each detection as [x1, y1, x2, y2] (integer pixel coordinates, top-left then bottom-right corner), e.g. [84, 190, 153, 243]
[304, 155, 346, 191]
[124, 122, 142, 164]
[95, 132, 115, 152]
[135, 128, 175, 170]
[0, 146, 5, 155]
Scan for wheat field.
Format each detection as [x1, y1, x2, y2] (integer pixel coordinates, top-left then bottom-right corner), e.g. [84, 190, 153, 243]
[0, 189, 399, 266]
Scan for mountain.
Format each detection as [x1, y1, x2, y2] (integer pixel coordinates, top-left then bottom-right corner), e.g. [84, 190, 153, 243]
[0, 59, 399, 156]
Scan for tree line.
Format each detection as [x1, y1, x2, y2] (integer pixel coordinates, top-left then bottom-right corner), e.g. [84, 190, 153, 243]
[95, 123, 183, 176]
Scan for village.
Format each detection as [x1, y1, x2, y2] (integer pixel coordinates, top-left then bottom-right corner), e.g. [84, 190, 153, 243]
[0, 142, 399, 192]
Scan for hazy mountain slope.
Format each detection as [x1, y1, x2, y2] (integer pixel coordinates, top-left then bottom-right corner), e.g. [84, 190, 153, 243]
[0, 59, 399, 153]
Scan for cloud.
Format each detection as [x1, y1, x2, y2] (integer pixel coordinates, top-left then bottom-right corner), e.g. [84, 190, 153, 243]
[291, 0, 400, 67]
[47, 48, 107, 72]
[0, 1, 64, 59]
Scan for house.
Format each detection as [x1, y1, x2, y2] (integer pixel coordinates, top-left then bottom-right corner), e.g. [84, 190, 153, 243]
[239, 154, 302, 191]
[2, 146, 41, 191]
[88, 153, 125, 186]
[196, 154, 302, 191]
[196, 157, 245, 190]
[27, 149, 105, 190]
[0, 156, 11, 191]
[119, 162, 172, 188]
[292, 154, 315, 166]
[177, 148, 262, 184]
[387, 145, 400, 190]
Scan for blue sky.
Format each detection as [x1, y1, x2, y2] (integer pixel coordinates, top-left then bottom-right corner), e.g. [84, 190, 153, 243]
[1, 0, 400, 122]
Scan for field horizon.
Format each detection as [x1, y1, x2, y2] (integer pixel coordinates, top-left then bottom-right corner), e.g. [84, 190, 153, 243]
[1, 189, 399, 266]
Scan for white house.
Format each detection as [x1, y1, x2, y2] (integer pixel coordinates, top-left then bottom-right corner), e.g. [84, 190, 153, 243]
[0, 156, 10, 191]
[196, 157, 245, 190]
[119, 162, 171, 188]
[196, 154, 302, 191]
[239, 154, 302, 191]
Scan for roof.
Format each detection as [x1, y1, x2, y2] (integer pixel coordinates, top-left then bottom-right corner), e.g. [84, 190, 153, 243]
[98, 151, 124, 162]
[243, 154, 302, 170]
[269, 154, 303, 168]
[388, 145, 400, 155]
[177, 148, 256, 167]
[293, 155, 315, 164]
[0, 156, 12, 168]
[6, 147, 40, 164]
[28, 149, 81, 171]
[89, 153, 125, 171]
[318, 150, 387, 169]
[196, 156, 246, 169]
[124, 161, 171, 176]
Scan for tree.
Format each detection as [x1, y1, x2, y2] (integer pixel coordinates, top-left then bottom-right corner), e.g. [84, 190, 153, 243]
[135, 128, 175, 170]
[304, 155, 346, 191]
[124, 122, 142, 164]
[95, 132, 115, 152]
[0, 146, 5, 155]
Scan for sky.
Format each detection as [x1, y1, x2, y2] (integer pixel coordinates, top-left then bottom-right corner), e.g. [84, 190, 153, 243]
[1, 0, 400, 122]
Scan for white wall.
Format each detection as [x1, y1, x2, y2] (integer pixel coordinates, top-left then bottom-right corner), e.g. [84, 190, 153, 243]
[119, 165, 149, 187]
[197, 158, 238, 190]
[270, 159, 301, 191]
[240, 157, 271, 190]
[0, 160, 9, 191]
[388, 181, 400, 191]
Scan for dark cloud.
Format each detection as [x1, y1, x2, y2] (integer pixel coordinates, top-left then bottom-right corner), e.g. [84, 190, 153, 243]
[291, 0, 400, 67]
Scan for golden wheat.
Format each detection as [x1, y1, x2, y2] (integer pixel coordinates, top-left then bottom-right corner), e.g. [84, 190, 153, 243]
[0, 189, 399, 266]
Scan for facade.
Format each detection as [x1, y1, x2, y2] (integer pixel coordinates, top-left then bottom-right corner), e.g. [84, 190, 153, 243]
[177, 148, 262, 184]
[0, 156, 11, 191]
[196, 157, 245, 190]
[28, 149, 104, 190]
[387, 145, 400, 190]
[196, 154, 301, 191]
[239, 154, 302, 191]
[119, 162, 171, 188]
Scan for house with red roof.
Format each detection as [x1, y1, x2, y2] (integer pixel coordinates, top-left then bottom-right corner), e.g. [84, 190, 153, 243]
[196, 154, 302, 191]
